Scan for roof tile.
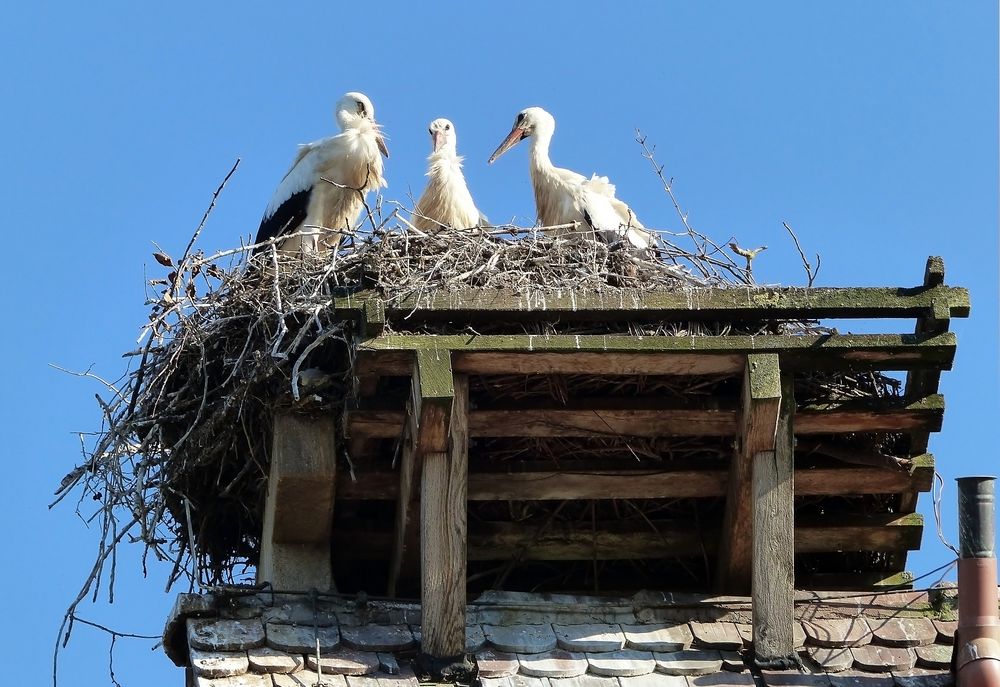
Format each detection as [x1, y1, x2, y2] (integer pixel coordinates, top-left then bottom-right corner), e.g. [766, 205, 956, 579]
[849, 645, 916, 673]
[618, 674, 689, 687]
[194, 676, 272, 687]
[760, 670, 833, 686]
[585, 649, 656, 677]
[246, 646, 304, 674]
[806, 646, 854, 673]
[551, 674, 620, 687]
[720, 650, 746, 672]
[466, 624, 487, 653]
[340, 624, 415, 652]
[622, 623, 693, 651]
[485, 625, 558, 654]
[869, 618, 936, 648]
[802, 619, 873, 648]
[190, 649, 250, 678]
[554, 624, 626, 652]
[346, 666, 419, 687]
[273, 671, 348, 687]
[891, 669, 955, 687]
[827, 671, 895, 687]
[305, 648, 381, 675]
[690, 622, 742, 650]
[189, 618, 266, 652]
[266, 622, 340, 653]
[687, 673, 756, 686]
[517, 650, 588, 678]
[913, 644, 952, 670]
[653, 649, 723, 676]
[931, 620, 957, 645]
[476, 649, 521, 678]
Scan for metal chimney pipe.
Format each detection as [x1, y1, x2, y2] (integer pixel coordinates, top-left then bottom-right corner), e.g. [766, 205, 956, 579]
[956, 476, 1000, 686]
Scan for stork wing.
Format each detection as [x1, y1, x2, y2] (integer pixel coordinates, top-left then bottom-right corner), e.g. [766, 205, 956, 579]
[253, 142, 322, 249]
[580, 175, 659, 250]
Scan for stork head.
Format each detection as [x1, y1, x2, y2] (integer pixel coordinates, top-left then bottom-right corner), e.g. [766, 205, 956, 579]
[488, 107, 554, 164]
[428, 118, 457, 155]
[335, 91, 389, 158]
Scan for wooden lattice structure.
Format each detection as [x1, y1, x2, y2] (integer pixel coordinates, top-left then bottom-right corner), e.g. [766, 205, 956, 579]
[256, 257, 968, 662]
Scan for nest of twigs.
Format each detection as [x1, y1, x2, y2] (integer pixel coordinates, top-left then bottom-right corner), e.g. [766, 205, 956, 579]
[54, 220, 900, 593]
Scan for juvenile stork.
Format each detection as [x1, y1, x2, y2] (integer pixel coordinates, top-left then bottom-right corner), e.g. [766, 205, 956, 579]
[254, 91, 389, 254]
[411, 118, 485, 232]
[488, 107, 657, 250]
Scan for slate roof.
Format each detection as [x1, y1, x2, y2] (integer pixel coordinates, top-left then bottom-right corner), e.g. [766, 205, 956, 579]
[163, 589, 958, 687]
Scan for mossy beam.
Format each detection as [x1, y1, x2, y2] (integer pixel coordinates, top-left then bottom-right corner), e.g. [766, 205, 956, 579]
[333, 285, 970, 321]
[358, 332, 957, 372]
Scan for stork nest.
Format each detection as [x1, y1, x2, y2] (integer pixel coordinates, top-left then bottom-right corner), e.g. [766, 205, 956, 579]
[54, 222, 903, 592]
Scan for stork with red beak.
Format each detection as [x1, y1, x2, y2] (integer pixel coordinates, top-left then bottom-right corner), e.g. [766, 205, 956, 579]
[488, 107, 657, 250]
[411, 118, 486, 232]
[254, 91, 389, 254]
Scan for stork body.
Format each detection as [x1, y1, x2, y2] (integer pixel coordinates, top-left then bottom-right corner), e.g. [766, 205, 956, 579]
[255, 92, 389, 254]
[489, 107, 657, 250]
[412, 118, 485, 232]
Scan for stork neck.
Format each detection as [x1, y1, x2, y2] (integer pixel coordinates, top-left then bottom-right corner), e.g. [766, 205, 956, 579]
[528, 129, 553, 171]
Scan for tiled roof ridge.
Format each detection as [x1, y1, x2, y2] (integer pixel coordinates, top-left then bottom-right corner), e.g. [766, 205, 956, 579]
[164, 589, 962, 686]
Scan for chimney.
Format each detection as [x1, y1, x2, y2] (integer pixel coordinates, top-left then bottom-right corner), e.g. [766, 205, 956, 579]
[955, 476, 1000, 685]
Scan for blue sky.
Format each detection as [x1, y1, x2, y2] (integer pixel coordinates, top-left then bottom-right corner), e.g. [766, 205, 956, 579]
[1, 2, 996, 685]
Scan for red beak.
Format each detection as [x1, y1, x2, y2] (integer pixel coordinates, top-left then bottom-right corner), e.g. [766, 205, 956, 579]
[488, 126, 527, 164]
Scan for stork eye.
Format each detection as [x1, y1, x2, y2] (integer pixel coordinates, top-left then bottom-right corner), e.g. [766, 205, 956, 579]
[516, 113, 525, 124]
[444, 123, 451, 131]
[356, 101, 367, 116]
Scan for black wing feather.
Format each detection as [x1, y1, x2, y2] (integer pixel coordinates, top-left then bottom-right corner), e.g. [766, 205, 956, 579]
[253, 188, 311, 253]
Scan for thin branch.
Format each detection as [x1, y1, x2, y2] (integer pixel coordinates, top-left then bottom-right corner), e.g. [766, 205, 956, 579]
[782, 221, 821, 287]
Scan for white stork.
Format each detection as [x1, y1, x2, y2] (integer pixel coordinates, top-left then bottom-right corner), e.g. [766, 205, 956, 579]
[254, 91, 389, 254]
[488, 107, 657, 250]
[411, 118, 486, 232]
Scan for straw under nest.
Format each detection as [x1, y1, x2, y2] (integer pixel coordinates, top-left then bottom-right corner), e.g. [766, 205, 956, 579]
[54, 222, 901, 593]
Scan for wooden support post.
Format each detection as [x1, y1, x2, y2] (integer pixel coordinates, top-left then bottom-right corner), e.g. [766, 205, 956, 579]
[421, 375, 469, 659]
[257, 413, 337, 591]
[753, 371, 796, 667]
[716, 354, 781, 593]
[387, 350, 454, 597]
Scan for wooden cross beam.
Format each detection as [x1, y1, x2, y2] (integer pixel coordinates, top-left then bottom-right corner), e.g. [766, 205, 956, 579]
[716, 354, 781, 593]
[753, 371, 797, 667]
[257, 413, 337, 591]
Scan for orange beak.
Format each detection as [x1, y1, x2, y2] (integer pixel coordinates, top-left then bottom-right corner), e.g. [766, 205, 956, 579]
[488, 125, 527, 164]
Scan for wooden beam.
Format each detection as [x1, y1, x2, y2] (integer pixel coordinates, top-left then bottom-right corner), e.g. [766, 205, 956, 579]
[357, 332, 957, 373]
[387, 351, 455, 596]
[717, 354, 781, 593]
[341, 284, 970, 322]
[420, 376, 468, 658]
[257, 413, 337, 591]
[338, 456, 936, 501]
[347, 394, 944, 440]
[753, 372, 796, 666]
[331, 514, 923, 561]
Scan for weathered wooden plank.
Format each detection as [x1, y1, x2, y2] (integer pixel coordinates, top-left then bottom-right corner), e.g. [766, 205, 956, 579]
[752, 372, 796, 664]
[420, 376, 469, 658]
[347, 395, 943, 440]
[717, 354, 781, 594]
[357, 332, 957, 373]
[795, 513, 924, 552]
[257, 413, 337, 591]
[338, 456, 935, 501]
[332, 514, 923, 561]
[340, 284, 970, 321]
[387, 351, 455, 596]
[412, 349, 454, 454]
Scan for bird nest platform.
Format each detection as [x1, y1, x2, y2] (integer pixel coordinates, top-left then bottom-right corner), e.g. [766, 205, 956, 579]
[55, 224, 968, 596]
